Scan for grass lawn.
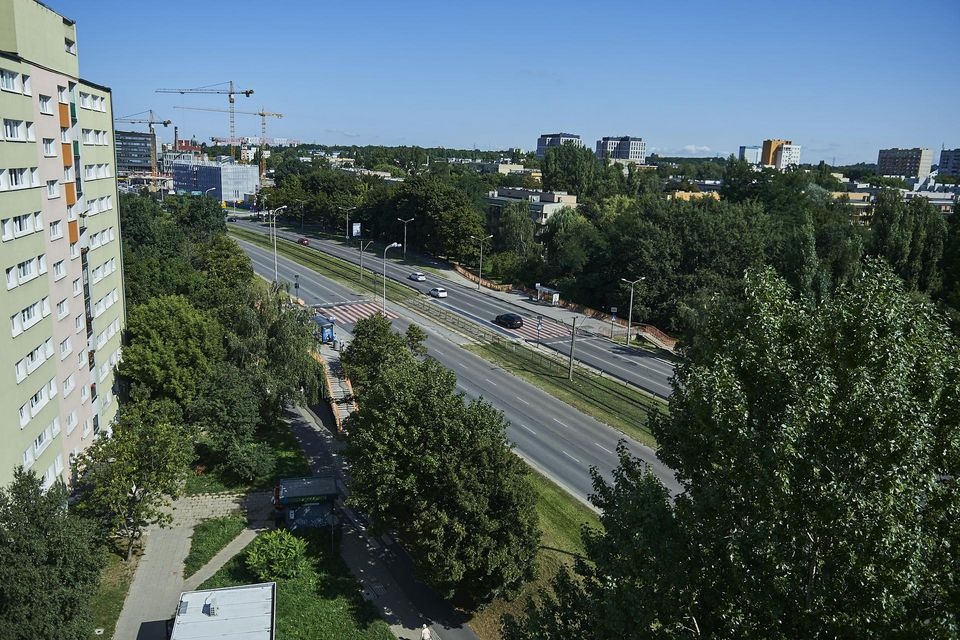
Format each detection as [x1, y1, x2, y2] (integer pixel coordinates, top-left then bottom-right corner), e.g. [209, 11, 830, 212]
[186, 419, 311, 495]
[466, 341, 664, 448]
[183, 511, 248, 578]
[90, 545, 139, 638]
[200, 529, 393, 640]
[470, 469, 601, 640]
[229, 226, 415, 303]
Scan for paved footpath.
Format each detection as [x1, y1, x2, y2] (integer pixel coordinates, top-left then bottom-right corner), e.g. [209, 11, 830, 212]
[111, 491, 273, 640]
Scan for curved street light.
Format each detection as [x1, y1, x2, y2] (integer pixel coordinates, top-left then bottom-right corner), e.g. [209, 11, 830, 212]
[470, 234, 494, 290]
[620, 276, 645, 347]
[271, 205, 288, 281]
[382, 242, 402, 313]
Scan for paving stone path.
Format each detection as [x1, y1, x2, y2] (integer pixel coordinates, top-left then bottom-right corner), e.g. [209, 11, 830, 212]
[111, 491, 273, 640]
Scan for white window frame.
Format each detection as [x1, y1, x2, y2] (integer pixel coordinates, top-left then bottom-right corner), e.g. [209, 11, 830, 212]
[39, 94, 52, 115]
[42, 138, 56, 157]
[46, 180, 60, 199]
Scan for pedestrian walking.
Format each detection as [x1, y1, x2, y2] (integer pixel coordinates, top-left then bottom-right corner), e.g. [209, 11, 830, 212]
[420, 623, 432, 640]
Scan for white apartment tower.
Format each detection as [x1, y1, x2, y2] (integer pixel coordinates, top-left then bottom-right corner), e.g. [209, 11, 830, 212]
[595, 136, 647, 164]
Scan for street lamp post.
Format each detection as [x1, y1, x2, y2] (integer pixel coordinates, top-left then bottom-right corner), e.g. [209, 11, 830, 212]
[382, 242, 402, 313]
[340, 206, 355, 241]
[470, 234, 494, 290]
[203, 186, 216, 198]
[397, 217, 414, 258]
[296, 199, 307, 233]
[358, 240, 373, 283]
[271, 205, 288, 281]
[620, 276, 645, 347]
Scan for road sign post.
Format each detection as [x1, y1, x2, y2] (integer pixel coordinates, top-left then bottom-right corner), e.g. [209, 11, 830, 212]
[567, 317, 577, 381]
[609, 307, 617, 339]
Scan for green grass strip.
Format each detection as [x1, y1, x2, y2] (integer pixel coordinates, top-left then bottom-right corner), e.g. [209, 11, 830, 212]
[183, 512, 249, 578]
[467, 341, 663, 448]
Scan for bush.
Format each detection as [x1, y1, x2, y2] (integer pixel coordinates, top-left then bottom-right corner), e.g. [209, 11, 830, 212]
[226, 440, 277, 482]
[245, 529, 308, 582]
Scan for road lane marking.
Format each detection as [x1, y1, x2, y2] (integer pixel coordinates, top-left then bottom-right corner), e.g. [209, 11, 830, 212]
[553, 418, 570, 428]
[484, 378, 497, 386]
[515, 396, 530, 405]
[593, 442, 614, 454]
[519, 424, 536, 435]
[561, 450, 581, 464]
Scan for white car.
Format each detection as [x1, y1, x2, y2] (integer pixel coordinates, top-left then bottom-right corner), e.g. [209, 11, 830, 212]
[428, 287, 448, 298]
[408, 271, 426, 282]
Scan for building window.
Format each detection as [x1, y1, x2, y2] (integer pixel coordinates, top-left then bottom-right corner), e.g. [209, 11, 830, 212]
[65, 39, 76, 55]
[49, 220, 62, 239]
[53, 260, 65, 280]
[22, 75, 30, 95]
[46, 180, 59, 198]
[59, 337, 72, 360]
[43, 138, 56, 156]
[72, 278, 81, 296]
[60, 127, 69, 143]
[39, 95, 52, 115]
[0, 68, 17, 92]
[69, 242, 78, 259]
[56, 298, 68, 318]
[57, 85, 67, 103]
[4, 119, 24, 141]
[25, 122, 34, 142]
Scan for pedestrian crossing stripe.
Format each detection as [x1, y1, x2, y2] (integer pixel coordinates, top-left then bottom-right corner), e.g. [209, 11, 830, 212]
[506, 318, 570, 342]
[318, 302, 397, 325]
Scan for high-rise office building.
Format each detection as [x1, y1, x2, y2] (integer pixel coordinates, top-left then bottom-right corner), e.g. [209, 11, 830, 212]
[739, 145, 762, 165]
[0, 0, 125, 488]
[536, 132, 582, 158]
[775, 144, 802, 169]
[115, 129, 154, 176]
[936, 148, 960, 178]
[595, 136, 647, 164]
[877, 147, 933, 180]
[761, 139, 791, 166]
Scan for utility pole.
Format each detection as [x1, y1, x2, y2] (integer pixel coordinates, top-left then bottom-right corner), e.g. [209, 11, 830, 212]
[621, 277, 645, 348]
[567, 317, 577, 381]
[397, 217, 414, 258]
[382, 242, 401, 313]
[470, 234, 493, 290]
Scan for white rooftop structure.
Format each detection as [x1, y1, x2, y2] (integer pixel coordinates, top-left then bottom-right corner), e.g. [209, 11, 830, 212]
[170, 582, 277, 640]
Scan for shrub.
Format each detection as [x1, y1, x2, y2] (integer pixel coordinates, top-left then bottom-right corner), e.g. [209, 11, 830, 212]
[226, 440, 276, 482]
[245, 529, 308, 582]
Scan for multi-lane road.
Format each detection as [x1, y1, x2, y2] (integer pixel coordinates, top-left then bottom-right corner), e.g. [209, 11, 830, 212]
[239, 240, 681, 504]
[231, 220, 675, 398]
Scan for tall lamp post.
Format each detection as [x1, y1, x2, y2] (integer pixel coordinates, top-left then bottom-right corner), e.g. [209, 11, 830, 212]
[296, 199, 307, 233]
[470, 234, 494, 290]
[271, 205, 288, 281]
[340, 206, 355, 241]
[620, 276, 645, 347]
[203, 186, 216, 198]
[382, 243, 402, 313]
[397, 217, 414, 258]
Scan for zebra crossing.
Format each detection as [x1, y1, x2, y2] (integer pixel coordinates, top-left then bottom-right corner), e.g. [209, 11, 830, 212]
[314, 301, 397, 326]
[501, 316, 572, 343]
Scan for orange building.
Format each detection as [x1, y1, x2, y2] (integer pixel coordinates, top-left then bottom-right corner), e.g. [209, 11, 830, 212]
[761, 139, 791, 166]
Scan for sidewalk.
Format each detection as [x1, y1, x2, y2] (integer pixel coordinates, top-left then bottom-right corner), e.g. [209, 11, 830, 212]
[287, 405, 479, 640]
[112, 491, 273, 640]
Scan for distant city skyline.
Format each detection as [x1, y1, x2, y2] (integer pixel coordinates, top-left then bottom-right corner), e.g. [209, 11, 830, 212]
[45, 0, 959, 165]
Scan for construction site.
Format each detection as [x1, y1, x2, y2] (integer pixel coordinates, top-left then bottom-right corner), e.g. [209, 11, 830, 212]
[114, 80, 294, 205]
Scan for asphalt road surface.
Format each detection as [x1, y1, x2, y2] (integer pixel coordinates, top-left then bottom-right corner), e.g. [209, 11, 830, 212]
[239, 240, 681, 504]
[231, 220, 675, 398]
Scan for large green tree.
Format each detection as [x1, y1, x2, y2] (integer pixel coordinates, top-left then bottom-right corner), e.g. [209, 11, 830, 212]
[0, 469, 104, 640]
[505, 261, 960, 639]
[870, 189, 947, 295]
[344, 321, 540, 607]
[76, 406, 193, 560]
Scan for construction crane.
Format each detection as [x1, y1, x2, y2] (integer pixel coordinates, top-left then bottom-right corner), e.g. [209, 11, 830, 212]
[156, 81, 253, 160]
[173, 105, 282, 179]
[114, 109, 171, 181]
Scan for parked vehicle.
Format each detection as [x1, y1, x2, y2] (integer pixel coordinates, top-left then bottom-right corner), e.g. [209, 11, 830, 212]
[297, 238, 310, 246]
[495, 313, 524, 329]
[408, 271, 426, 281]
[429, 287, 448, 298]
[227, 216, 238, 222]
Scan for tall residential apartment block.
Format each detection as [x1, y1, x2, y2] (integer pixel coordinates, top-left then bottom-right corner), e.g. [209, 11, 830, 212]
[595, 136, 647, 164]
[877, 147, 932, 180]
[937, 148, 960, 178]
[774, 144, 802, 169]
[760, 139, 791, 166]
[738, 145, 762, 165]
[0, 0, 124, 488]
[536, 132, 582, 158]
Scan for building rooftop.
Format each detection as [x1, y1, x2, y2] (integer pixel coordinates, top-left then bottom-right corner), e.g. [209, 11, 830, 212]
[170, 583, 276, 640]
[541, 132, 580, 138]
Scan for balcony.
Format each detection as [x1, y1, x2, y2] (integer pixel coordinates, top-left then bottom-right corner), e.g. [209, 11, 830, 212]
[61, 143, 73, 166]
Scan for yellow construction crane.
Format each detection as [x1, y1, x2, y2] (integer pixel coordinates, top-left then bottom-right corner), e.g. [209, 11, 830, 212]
[173, 105, 282, 179]
[114, 109, 171, 181]
[156, 81, 253, 160]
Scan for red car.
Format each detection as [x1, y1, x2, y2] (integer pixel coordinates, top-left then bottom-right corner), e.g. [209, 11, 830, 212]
[297, 238, 310, 246]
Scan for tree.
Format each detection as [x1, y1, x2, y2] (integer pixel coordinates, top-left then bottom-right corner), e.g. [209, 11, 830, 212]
[870, 189, 947, 294]
[75, 407, 193, 560]
[542, 142, 598, 197]
[119, 295, 226, 407]
[345, 331, 539, 607]
[245, 529, 309, 581]
[340, 313, 408, 392]
[0, 469, 104, 640]
[505, 261, 960, 639]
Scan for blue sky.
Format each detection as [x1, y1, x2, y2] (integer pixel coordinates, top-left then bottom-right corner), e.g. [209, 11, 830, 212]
[47, 0, 959, 164]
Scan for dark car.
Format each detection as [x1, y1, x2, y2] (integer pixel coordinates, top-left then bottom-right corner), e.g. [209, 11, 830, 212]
[227, 216, 238, 222]
[495, 313, 523, 329]
[297, 238, 310, 246]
